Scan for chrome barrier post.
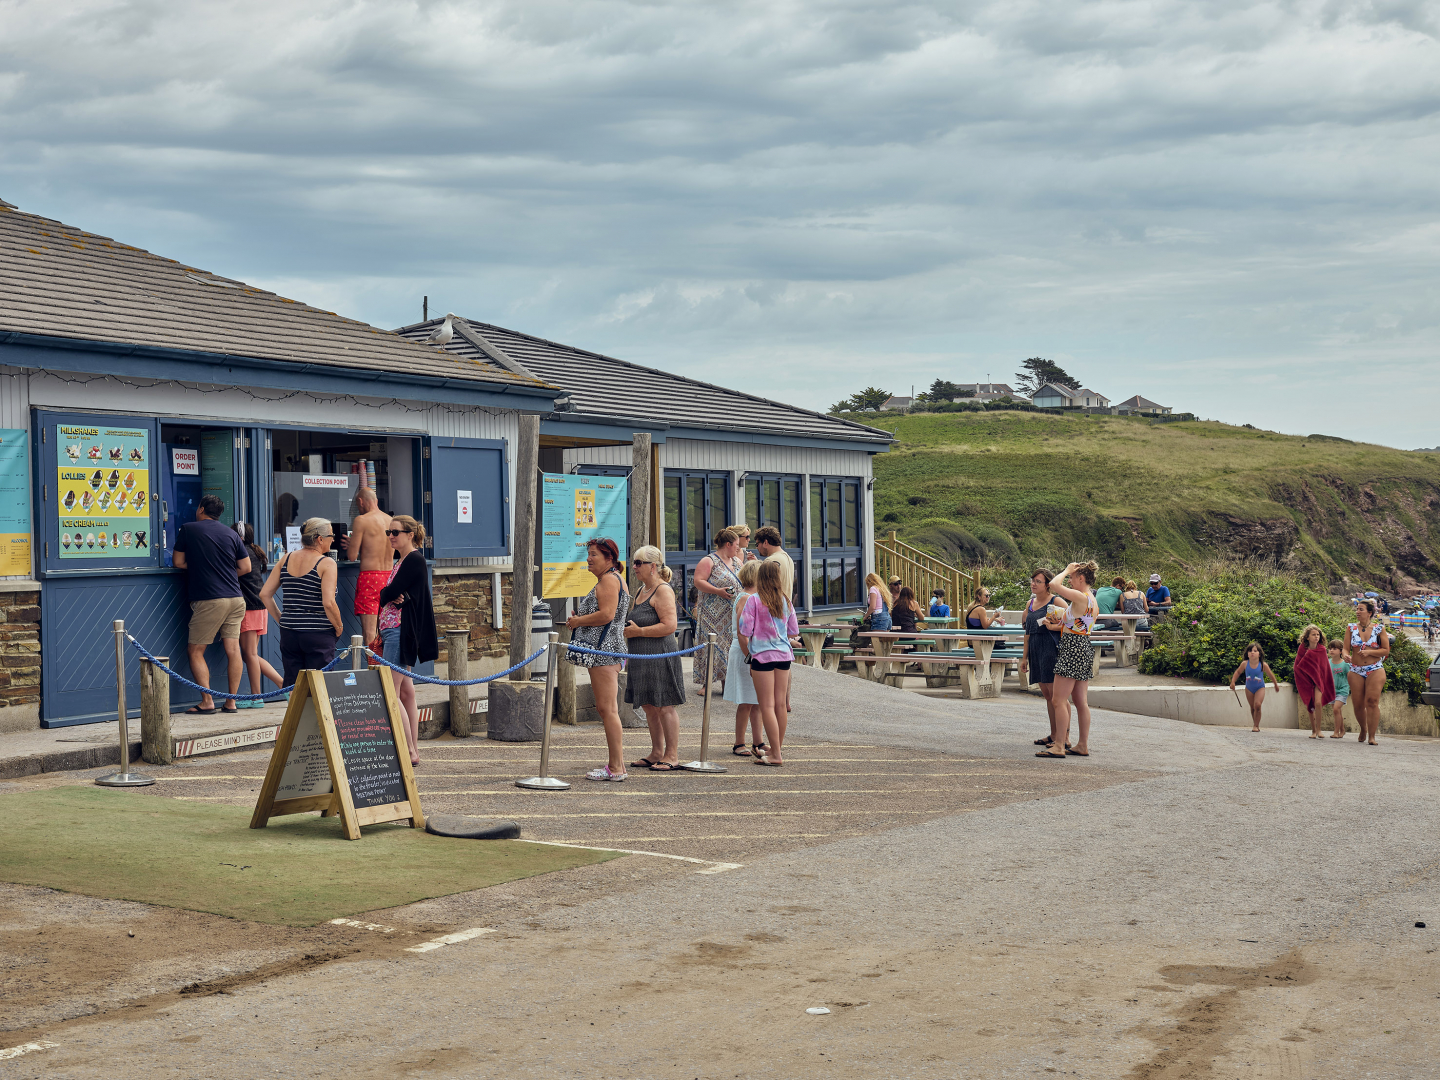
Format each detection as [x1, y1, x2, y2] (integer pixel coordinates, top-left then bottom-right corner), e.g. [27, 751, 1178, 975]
[96, 619, 155, 788]
[351, 634, 364, 670]
[682, 633, 726, 773]
[517, 633, 569, 790]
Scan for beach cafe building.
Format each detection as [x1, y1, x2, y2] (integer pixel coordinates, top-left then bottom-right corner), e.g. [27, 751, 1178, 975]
[0, 200, 559, 728]
[0, 199, 892, 730]
[394, 315, 895, 632]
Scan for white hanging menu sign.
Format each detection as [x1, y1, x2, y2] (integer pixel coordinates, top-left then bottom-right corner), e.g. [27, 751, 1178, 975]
[457, 490, 472, 524]
[285, 526, 303, 552]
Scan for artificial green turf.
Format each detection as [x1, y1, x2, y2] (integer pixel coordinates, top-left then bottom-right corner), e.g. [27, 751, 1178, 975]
[0, 787, 616, 926]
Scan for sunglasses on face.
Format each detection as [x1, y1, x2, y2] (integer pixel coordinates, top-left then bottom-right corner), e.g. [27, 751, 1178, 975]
[385, 529, 410, 537]
[632, 560, 651, 567]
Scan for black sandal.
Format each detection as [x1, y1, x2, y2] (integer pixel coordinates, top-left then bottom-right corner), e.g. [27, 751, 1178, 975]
[732, 744, 752, 756]
[630, 757, 658, 769]
[751, 742, 767, 757]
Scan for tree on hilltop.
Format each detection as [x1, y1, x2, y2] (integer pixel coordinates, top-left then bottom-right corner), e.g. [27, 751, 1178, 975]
[922, 379, 966, 402]
[830, 387, 892, 412]
[1014, 358, 1078, 396]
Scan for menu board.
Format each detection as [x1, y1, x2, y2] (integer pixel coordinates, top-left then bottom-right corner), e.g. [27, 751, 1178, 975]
[250, 665, 422, 840]
[55, 423, 150, 559]
[540, 472, 629, 598]
[323, 669, 406, 810]
[0, 430, 31, 576]
[274, 698, 334, 801]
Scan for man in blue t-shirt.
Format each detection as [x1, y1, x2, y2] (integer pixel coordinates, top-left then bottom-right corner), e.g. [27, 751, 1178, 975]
[929, 589, 951, 618]
[1146, 574, 1172, 618]
[173, 495, 251, 714]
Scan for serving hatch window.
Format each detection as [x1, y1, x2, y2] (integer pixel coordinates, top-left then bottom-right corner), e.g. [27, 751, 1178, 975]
[270, 430, 417, 560]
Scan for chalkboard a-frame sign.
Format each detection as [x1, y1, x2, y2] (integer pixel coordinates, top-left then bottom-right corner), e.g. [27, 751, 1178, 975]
[250, 666, 424, 840]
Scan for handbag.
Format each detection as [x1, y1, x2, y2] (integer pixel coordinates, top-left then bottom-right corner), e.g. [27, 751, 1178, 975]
[848, 605, 873, 647]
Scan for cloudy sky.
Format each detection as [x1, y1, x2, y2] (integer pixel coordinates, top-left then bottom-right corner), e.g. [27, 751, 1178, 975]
[2, 1, 1438, 446]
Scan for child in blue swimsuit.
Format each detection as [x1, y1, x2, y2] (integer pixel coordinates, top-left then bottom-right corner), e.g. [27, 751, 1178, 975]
[1229, 641, 1279, 732]
[1327, 639, 1350, 738]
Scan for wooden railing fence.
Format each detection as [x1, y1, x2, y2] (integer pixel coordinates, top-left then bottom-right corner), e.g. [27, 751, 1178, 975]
[874, 530, 975, 611]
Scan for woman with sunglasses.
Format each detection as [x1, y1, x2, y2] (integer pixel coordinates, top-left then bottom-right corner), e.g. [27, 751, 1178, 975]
[376, 515, 436, 765]
[623, 546, 687, 770]
[260, 516, 343, 691]
[566, 537, 631, 781]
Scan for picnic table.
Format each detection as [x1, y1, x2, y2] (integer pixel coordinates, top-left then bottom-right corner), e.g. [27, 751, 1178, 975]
[858, 627, 1027, 697]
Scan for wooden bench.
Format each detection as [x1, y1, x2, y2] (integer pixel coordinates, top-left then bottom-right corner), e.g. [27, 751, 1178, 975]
[877, 654, 1003, 698]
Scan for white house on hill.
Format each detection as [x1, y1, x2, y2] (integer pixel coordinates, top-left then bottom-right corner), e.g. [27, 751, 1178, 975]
[1031, 382, 1111, 409]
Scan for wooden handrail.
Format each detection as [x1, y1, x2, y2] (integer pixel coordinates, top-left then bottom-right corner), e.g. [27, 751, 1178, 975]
[874, 529, 975, 608]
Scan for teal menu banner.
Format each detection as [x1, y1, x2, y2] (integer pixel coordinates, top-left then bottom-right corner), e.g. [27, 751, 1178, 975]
[540, 472, 629, 598]
[0, 429, 30, 575]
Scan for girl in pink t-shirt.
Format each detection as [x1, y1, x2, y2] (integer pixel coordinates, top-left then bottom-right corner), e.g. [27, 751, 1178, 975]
[738, 560, 800, 766]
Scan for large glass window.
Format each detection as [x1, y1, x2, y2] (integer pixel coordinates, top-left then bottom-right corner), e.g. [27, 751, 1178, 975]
[808, 476, 864, 608]
[662, 469, 732, 616]
[745, 473, 804, 547]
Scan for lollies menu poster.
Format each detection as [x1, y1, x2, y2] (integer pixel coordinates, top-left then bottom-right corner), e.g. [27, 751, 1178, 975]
[55, 424, 151, 559]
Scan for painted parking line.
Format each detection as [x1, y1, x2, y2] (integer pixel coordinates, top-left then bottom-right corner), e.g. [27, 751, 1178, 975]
[422, 788, 1027, 797]
[489, 809, 964, 818]
[522, 839, 741, 875]
[0, 1040, 57, 1061]
[328, 918, 397, 934]
[404, 927, 495, 953]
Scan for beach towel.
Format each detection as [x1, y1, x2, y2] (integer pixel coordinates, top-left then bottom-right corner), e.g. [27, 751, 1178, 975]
[1293, 643, 1337, 708]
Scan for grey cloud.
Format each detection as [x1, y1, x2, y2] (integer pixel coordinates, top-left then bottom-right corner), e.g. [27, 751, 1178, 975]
[2, 0, 1439, 443]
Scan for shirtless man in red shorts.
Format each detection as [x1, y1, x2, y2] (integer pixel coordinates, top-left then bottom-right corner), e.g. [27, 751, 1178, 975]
[343, 488, 392, 645]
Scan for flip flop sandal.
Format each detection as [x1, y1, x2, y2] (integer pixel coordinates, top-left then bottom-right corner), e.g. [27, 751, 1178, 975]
[630, 757, 658, 768]
[185, 706, 217, 715]
[1033, 736, 1052, 746]
[754, 757, 784, 766]
[1035, 749, 1066, 758]
[732, 744, 752, 756]
[1065, 748, 1090, 756]
[649, 760, 680, 771]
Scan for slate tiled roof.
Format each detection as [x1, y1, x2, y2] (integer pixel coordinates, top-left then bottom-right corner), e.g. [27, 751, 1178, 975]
[1118, 395, 1169, 410]
[0, 202, 551, 391]
[395, 316, 894, 446]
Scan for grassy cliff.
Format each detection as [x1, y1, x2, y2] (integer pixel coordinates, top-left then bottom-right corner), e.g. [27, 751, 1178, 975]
[848, 410, 1440, 591]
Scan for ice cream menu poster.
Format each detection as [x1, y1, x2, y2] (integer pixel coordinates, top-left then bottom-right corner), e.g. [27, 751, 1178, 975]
[55, 424, 151, 559]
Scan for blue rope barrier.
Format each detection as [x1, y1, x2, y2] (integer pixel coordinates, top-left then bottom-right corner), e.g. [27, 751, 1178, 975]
[125, 634, 353, 701]
[564, 642, 707, 661]
[363, 645, 548, 686]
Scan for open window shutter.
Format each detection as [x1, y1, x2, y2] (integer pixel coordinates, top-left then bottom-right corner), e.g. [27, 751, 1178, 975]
[424, 436, 509, 559]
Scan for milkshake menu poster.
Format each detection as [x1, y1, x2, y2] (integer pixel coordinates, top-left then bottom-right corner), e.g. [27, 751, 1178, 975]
[55, 424, 151, 559]
[540, 472, 629, 598]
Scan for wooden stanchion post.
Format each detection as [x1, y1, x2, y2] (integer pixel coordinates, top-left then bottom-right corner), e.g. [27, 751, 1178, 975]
[447, 629, 471, 737]
[140, 656, 173, 765]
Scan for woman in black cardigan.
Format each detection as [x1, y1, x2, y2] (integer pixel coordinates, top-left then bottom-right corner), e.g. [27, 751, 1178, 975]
[376, 515, 437, 764]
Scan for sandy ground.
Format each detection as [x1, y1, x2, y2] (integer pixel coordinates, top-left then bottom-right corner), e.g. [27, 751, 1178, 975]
[3, 664, 1440, 1078]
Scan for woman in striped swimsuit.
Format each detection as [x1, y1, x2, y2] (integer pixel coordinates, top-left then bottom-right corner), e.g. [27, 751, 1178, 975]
[1343, 599, 1389, 745]
[1037, 561, 1099, 758]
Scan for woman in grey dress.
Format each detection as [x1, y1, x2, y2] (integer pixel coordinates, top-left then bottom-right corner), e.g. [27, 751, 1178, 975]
[623, 546, 687, 771]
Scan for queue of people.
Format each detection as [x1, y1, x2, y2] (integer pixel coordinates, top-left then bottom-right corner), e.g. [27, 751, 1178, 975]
[169, 489, 435, 764]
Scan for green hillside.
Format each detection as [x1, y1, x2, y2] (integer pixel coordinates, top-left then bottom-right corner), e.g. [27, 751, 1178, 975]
[848, 410, 1440, 591]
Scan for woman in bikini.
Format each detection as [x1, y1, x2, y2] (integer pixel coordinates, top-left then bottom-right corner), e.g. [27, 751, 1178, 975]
[1228, 642, 1280, 732]
[1344, 598, 1389, 745]
[1037, 561, 1099, 758]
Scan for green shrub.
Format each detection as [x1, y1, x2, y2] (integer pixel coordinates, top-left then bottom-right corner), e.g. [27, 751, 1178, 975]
[1138, 578, 1432, 703]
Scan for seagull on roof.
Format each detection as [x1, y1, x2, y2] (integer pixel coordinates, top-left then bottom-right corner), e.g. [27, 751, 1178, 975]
[425, 313, 457, 345]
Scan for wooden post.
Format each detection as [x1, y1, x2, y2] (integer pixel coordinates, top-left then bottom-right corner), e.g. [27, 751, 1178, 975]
[509, 412, 539, 681]
[446, 629, 470, 737]
[140, 657, 172, 765]
[630, 432, 651, 590]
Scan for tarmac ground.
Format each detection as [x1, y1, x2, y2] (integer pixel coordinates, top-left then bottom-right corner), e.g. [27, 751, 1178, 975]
[3, 663, 1440, 1078]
